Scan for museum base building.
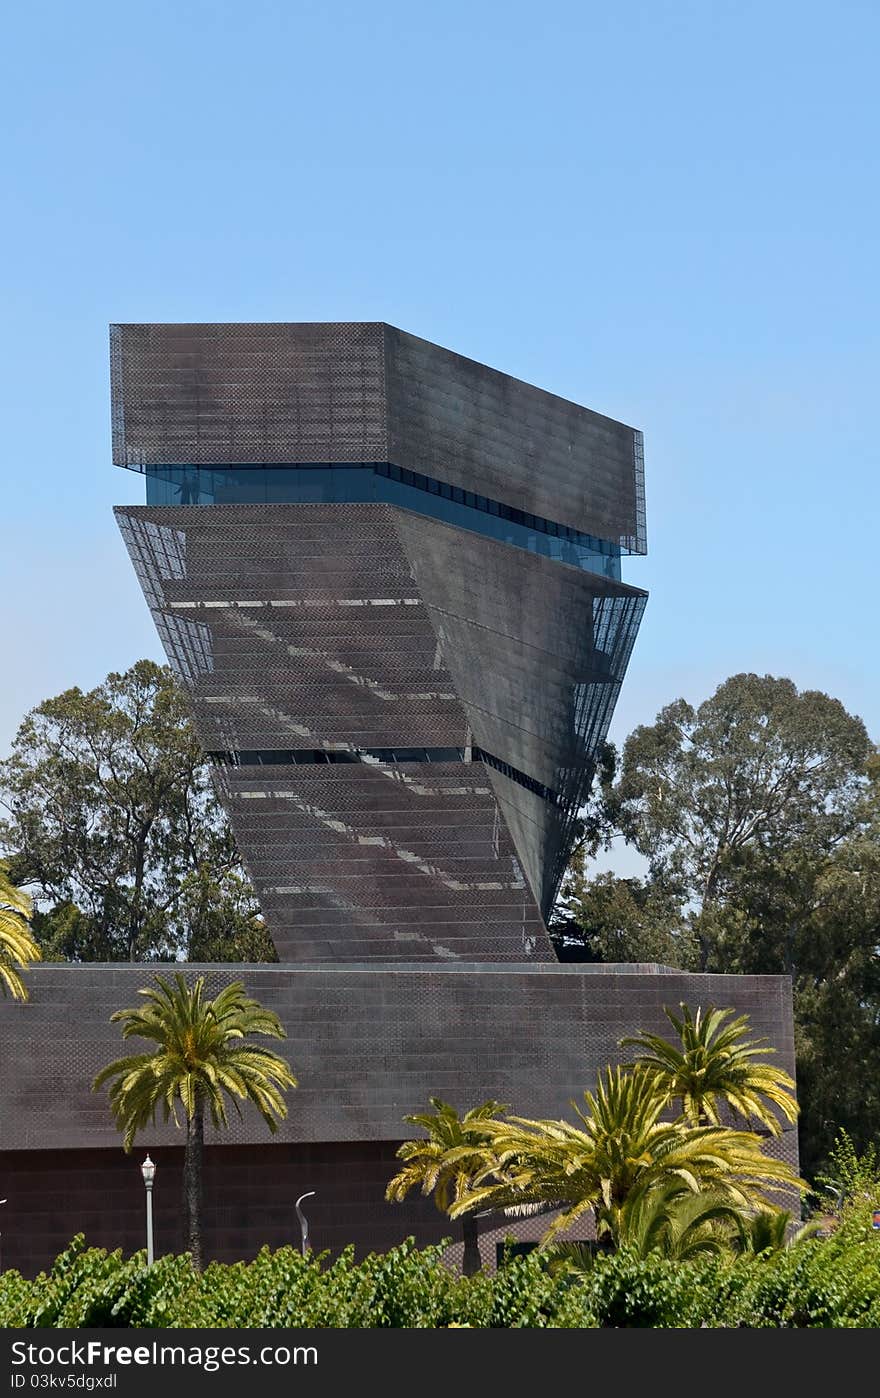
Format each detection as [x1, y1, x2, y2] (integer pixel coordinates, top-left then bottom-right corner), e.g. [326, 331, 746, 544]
[0, 325, 798, 1274]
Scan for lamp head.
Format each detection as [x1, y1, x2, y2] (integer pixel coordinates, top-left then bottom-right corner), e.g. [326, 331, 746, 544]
[141, 1155, 156, 1187]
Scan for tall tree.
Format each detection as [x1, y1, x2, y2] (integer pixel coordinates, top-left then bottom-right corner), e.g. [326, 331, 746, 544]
[93, 972, 298, 1270]
[551, 675, 877, 1179]
[551, 863, 696, 967]
[0, 660, 274, 963]
[0, 861, 41, 1000]
[613, 673, 870, 970]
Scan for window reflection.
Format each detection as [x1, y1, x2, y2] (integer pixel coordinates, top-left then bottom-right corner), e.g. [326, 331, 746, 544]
[144, 464, 622, 580]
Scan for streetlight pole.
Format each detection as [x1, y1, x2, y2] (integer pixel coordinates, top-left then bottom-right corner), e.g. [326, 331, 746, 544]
[140, 1157, 156, 1266]
[295, 1191, 315, 1257]
[0, 1199, 6, 1273]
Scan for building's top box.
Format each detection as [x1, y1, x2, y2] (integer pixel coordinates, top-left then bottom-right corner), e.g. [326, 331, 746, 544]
[110, 322, 646, 552]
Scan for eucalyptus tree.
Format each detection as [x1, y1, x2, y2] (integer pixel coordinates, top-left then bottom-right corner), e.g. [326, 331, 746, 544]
[0, 660, 272, 963]
[613, 673, 870, 971]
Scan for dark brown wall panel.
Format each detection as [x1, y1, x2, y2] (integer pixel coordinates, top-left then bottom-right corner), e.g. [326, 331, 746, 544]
[0, 964, 797, 1154]
[116, 503, 645, 953]
[384, 324, 646, 551]
[111, 322, 646, 550]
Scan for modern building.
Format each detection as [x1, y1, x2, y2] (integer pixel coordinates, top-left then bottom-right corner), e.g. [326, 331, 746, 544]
[112, 322, 647, 962]
[0, 325, 798, 1274]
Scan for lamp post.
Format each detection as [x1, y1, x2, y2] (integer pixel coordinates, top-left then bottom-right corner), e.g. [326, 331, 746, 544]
[0, 1199, 6, 1273]
[141, 1157, 156, 1266]
[295, 1191, 315, 1257]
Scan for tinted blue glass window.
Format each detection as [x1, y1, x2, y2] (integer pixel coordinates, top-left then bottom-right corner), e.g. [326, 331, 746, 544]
[144, 464, 622, 579]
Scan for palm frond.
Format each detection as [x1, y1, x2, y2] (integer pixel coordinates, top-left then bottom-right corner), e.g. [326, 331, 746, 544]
[0, 869, 40, 1001]
[621, 1002, 798, 1132]
[92, 973, 297, 1151]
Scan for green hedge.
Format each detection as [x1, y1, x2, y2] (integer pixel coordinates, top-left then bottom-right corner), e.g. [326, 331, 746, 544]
[3, 1226, 880, 1328]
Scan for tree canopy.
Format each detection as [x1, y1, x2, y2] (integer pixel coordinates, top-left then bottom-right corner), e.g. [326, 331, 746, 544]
[551, 673, 878, 1180]
[0, 660, 275, 963]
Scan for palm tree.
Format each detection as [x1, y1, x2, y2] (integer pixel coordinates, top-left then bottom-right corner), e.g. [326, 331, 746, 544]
[451, 1066, 803, 1248]
[93, 972, 298, 1269]
[0, 864, 41, 1001]
[736, 1207, 821, 1255]
[549, 1186, 745, 1272]
[621, 1003, 798, 1134]
[386, 1098, 507, 1275]
[617, 1183, 749, 1260]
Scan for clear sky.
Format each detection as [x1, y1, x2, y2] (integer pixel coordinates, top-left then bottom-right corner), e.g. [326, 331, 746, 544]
[2, 1, 877, 849]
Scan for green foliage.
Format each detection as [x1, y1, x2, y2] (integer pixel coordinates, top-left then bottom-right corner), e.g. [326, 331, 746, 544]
[0, 859, 40, 999]
[587, 1246, 722, 1327]
[386, 1098, 508, 1214]
[550, 866, 696, 967]
[448, 1062, 803, 1247]
[0, 1236, 196, 1329]
[7, 1230, 880, 1327]
[94, 973, 298, 1272]
[386, 1098, 508, 1275]
[815, 1129, 880, 1216]
[551, 676, 879, 1182]
[0, 660, 271, 963]
[614, 674, 870, 934]
[621, 1002, 798, 1133]
[93, 972, 298, 1145]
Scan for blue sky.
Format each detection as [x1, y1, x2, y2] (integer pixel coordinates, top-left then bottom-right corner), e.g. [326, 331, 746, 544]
[2, 1, 877, 876]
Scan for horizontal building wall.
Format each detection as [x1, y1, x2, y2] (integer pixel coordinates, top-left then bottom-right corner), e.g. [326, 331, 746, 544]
[1, 964, 797, 1153]
[1, 964, 799, 1274]
[110, 322, 646, 552]
[0, 1141, 452, 1278]
[0, 1138, 674, 1279]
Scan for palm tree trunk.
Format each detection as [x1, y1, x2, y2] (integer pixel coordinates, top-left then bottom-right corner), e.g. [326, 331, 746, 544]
[461, 1214, 481, 1276]
[184, 1100, 205, 1270]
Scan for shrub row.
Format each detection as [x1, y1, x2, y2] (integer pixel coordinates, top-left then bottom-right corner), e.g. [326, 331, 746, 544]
[3, 1225, 880, 1328]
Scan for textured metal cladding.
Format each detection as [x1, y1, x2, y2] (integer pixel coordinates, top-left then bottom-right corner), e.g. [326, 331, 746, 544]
[111, 322, 648, 959]
[110, 322, 388, 468]
[390, 508, 647, 913]
[0, 965, 798, 1154]
[116, 501, 645, 954]
[110, 322, 646, 552]
[115, 502, 554, 962]
[383, 324, 646, 551]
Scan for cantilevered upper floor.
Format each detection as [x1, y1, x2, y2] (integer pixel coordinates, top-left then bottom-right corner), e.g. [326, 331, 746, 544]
[110, 322, 647, 568]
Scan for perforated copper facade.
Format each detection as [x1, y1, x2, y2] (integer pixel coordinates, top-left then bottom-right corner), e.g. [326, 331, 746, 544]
[1, 963, 797, 1152]
[0, 962, 798, 1273]
[115, 502, 644, 960]
[112, 322, 648, 961]
[111, 322, 646, 553]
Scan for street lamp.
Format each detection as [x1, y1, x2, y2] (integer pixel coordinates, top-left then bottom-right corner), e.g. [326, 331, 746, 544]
[295, 1191, 315, 1257]
[140, 1157, 156, 1266]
